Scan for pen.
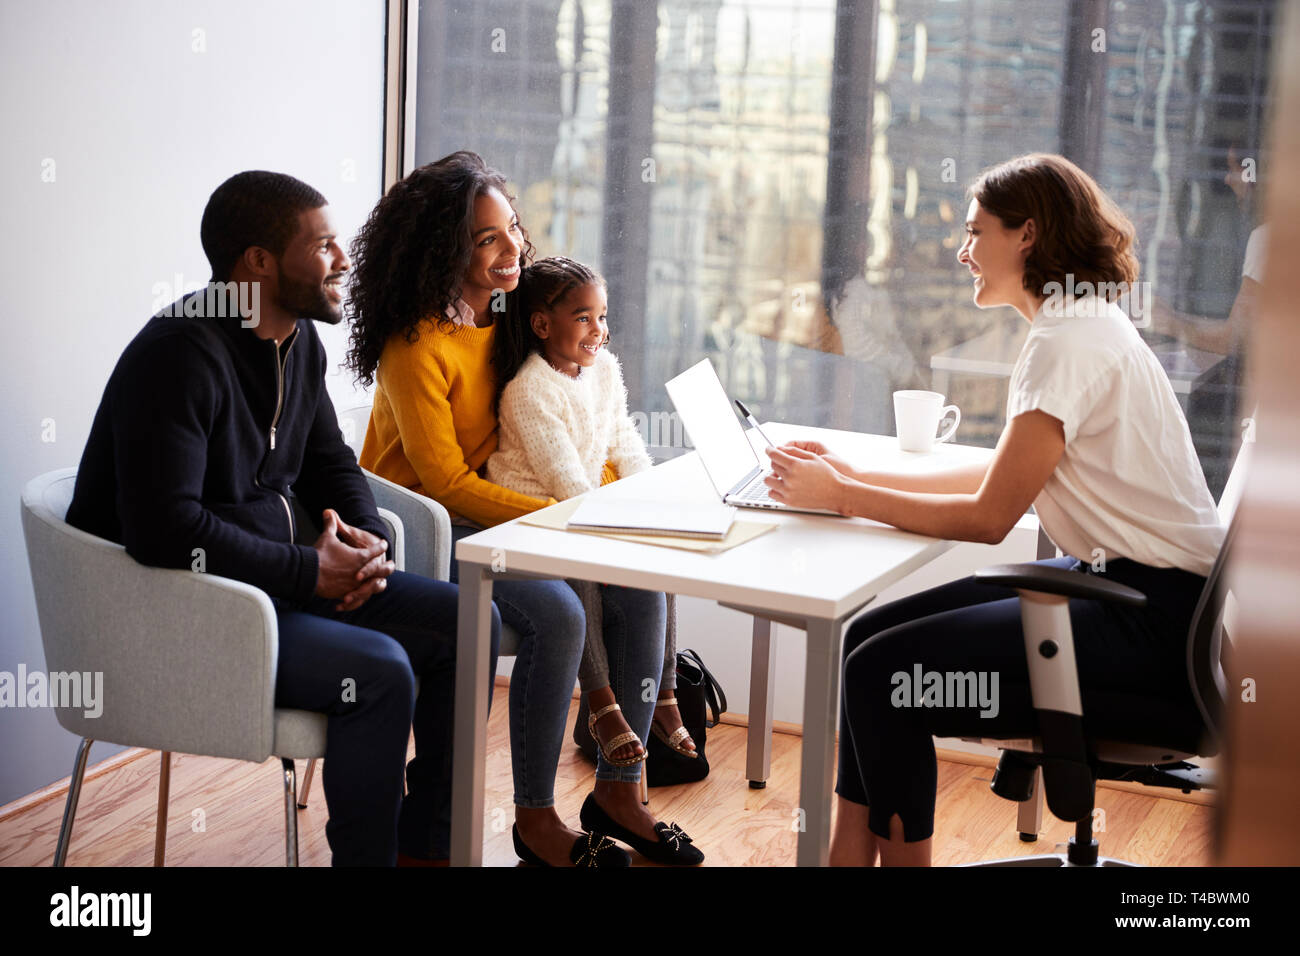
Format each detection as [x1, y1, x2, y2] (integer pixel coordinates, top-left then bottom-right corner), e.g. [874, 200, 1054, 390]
[734, 399, 776, 448]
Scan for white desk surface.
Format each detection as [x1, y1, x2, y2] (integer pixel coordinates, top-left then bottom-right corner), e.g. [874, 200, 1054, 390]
[455, 423, 999, 622]
[929, 324, 1224, 394]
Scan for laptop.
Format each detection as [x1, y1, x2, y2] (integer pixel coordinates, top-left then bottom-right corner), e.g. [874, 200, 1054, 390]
[664, 359, 845, 517]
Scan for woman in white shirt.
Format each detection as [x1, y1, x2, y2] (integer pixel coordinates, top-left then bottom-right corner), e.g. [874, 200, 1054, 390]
[762, 153, 1226, 866]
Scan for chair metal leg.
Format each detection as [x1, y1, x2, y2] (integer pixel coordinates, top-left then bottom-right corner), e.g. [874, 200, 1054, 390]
[962, 816, 1141, 866]
[298, 758, 316, 810]
[1017, 766, 1044, 842]
[53, 737, 94, 867]
[154, 751, 171, 866]
[281, 758, 299, 866]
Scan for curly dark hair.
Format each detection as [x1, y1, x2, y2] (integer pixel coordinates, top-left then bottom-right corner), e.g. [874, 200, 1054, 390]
[492, 257, 606, 410]
[969, 153, 1139, 301]
[344, 151, 534, 387]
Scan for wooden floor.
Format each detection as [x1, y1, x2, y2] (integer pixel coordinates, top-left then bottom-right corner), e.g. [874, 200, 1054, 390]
[0, 692, 1212, 866]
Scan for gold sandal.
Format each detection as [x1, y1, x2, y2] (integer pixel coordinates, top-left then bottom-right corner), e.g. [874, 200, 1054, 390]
[588, 703, 646, 768]
[651, 698, 699, 758]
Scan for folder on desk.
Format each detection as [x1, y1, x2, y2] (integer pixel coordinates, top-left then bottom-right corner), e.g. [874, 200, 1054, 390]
[522, 498, 776, 554]
[566, 497, 736, 540]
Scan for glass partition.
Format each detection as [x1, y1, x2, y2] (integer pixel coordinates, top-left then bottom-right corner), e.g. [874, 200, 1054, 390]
[414, 0, 1276, 498]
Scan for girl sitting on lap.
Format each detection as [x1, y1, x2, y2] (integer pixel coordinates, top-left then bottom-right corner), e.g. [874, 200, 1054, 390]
[487, 255, 703, 865]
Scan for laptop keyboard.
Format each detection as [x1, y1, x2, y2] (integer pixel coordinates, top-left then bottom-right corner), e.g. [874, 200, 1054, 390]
[731, 475, 783, 508]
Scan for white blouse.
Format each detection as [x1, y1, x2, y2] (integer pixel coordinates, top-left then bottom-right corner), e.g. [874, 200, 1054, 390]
[1007, 293, 1225, 577]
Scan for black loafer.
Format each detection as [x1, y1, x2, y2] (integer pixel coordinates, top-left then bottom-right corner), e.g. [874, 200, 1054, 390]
[512, 823, 631, 867]
[579, 793, 705, 865]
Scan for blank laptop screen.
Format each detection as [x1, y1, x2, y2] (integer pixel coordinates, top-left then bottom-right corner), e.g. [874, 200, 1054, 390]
[664, 359, 762, 496]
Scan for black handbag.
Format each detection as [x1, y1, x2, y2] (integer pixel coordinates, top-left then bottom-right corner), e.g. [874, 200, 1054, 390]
[573, 648, 727, 787]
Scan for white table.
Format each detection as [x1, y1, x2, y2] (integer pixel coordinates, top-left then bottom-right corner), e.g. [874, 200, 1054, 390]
[450, 423, 999, 866]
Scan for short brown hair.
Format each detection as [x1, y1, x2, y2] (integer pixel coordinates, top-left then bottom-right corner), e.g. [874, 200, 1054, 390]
[969, 153, 1139, 300]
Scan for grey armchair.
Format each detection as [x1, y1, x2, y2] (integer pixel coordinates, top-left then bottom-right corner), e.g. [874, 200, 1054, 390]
[960, 439, 1249, 866]
[20, 467, 403, 867]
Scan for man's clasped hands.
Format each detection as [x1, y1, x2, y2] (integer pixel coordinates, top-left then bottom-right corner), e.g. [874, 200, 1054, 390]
[312, 508, 394, 612]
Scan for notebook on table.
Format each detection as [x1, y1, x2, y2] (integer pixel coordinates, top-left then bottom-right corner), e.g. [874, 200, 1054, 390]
[566, 496, 736, 540]
[522, 497, 775, 554]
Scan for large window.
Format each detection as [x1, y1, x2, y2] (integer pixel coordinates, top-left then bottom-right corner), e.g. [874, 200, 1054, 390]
[414, 0, 1275, 499]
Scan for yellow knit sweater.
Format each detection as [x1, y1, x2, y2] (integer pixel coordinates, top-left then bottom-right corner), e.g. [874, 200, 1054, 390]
[360, 319, 559, 528]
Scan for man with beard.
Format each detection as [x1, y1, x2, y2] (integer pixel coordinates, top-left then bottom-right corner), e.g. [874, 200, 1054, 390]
[66, 171, 499, 866]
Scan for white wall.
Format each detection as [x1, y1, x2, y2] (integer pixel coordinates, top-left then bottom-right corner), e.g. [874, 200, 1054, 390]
[0, 0, 385, 807]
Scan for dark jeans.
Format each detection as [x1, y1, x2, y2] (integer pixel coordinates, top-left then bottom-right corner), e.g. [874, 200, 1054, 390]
[274, 570, 501, 865]
[836, 556, 1206, 843]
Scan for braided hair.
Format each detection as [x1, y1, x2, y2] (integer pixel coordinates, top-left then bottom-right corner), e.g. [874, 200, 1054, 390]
[492, 256, 607, 409]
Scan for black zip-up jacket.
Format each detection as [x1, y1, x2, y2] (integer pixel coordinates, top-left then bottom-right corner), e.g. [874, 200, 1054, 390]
[66, 292, 387, 606]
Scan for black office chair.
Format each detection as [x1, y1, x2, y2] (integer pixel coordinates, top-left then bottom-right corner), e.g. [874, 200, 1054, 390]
[960, 445, 1246, 867]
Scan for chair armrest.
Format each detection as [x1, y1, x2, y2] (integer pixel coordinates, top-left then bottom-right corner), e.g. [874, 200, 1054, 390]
[375, 506, 405, 572]
[292, 498, 404, 569]
[21, 509, 279, 762]
[974, 561, 1124, 822]
[974, 563, 1147, 607]
[362, 470, 451, 581]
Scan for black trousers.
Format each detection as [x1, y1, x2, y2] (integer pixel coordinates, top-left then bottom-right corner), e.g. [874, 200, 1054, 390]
[836, 556, 1206, 842]
[274, 570, 501, 865]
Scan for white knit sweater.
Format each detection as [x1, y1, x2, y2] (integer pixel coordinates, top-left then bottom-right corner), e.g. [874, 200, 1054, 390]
[486, 348, 653, 500]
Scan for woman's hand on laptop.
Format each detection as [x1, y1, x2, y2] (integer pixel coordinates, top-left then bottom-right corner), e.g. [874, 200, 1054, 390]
[782, 440, 856, 480]
[764, 445, 847, 513]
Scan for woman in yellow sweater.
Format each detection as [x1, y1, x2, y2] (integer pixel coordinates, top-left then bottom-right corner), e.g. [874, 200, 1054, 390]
[344, 152, 698, 866]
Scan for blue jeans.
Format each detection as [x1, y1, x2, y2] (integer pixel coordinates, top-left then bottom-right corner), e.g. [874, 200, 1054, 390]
[274, 570, 501, 865]
[450, 524, 582, 808]
[449, 525, 667, 799]
[588, 584, 667, 784]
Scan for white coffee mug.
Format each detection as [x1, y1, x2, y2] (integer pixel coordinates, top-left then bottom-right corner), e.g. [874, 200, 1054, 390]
[894, 390, 961, 453]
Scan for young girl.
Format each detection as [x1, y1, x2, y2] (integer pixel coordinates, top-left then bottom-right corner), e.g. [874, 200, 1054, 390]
[487, 256, 703, 864]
